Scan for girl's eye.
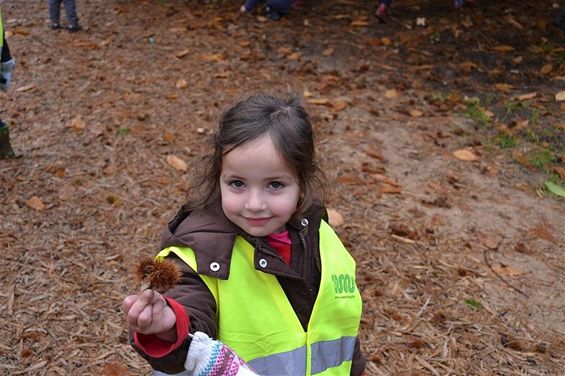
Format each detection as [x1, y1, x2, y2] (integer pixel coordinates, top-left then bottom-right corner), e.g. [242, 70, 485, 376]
[228, 180, 245, 189]
[269, 181, 284, 190]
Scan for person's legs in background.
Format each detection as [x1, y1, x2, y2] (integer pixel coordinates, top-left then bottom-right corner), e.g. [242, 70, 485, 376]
[0, 119, 15, 158]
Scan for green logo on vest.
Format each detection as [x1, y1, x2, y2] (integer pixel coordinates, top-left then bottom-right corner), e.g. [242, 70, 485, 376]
[331, 274, 356, 298]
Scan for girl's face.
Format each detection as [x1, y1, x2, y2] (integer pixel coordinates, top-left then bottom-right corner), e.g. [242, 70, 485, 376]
[220, 134, 300, 237]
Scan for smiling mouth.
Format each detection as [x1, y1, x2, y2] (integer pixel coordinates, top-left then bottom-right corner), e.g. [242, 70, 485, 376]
[244, 217, 271, 225]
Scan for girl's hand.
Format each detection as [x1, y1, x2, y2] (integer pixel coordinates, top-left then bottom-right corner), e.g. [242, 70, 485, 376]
[123, 289, 177, 338]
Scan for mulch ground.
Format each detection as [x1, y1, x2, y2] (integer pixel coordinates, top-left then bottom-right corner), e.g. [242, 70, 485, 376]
[1, 0, 563, 375]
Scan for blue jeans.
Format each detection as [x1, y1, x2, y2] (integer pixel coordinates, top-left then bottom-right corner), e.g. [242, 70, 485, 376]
[48, 0, 78, 25]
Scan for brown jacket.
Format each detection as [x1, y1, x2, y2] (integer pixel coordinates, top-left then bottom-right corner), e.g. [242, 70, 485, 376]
[132, 202, 366, 375]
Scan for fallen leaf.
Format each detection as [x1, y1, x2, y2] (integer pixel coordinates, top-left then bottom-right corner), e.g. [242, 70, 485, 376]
[544, 181, 565, 198]
[331, 100, 348, 112]
[409, 109, 424, 117]
[381, 37, 392, 46]
[336, 176, 367, 185]
[478, 233, 500, 249]
[327, 208, 344, 227]
[200, 53, 226, 63]
[453, 149, 479, 161]
[27, 196, 45, 211]
[166, 155, 188, 171]
[16, 84, 36, 93]
[351, 19, 369, 27]
[492, 45, 515, 52]
[176, 79, 188, 89]
[540, 64, 553, 75]
[492, 265, 524, 277]
[322, 48, 334, 57]
[555, 91, 565, 102]
[495, 83, 514, 92]
[69, 116, 86, 130]
[364, 148, 385, 160]
[175, 49, 190, 58]
[516, 92, 537, 101]
[58, 185, 76, 201]
[384, 89, 399, 99]
[307, 98, 330, 106]
[163, 131, 175, 142]
[380, 184, 401, 194]
[554, 166, 565, 180]
[530, 223, 556, 243]
[287, 52, 302, 61]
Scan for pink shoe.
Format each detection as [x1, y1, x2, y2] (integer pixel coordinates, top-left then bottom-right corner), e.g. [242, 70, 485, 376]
[375, 4, 389, 23]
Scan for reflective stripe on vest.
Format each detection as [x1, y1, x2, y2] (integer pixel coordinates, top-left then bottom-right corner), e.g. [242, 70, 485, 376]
[157, 220, 362, 375]
[247, 335, 357, 375]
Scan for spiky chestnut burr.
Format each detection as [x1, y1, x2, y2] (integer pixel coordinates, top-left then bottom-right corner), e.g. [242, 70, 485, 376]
[134, 256, 181, 293]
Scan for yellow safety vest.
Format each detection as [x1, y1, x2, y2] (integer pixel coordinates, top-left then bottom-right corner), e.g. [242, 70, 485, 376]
[157, 220, 362, 375]
[1, 9, 4, 49]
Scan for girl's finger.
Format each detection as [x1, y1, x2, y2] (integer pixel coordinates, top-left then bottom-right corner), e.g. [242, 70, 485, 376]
[137, 303, 154, 332]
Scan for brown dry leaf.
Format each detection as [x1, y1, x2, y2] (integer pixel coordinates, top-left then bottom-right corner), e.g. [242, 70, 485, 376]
[162, 131, 175, 142]
[554, 166, 565, 180]
[384, 89, 399, 99]
[380, 184, 401, 194]
[336, 176, 367, 185]
[530, 224, 556, 243]
[307, 98, 330, 106]
[409, 109, 424, 117]
[505, 16, 523, 29]
[176, 79, 188, 89]
[364, 148, 385, 160]
[27, 196, 45, 211]
[492, 45, 515, 52]
[287, 52, 302, 61]
[478, 233, 500, 249]
[459, 61, 477, 73]
[16, 83, 36, 93]
[322, 48, 334, 57]
[58, 185, 76, 201]
[492, 265, 524, 277]
[555, 90, 565, 102]
[11, 27, 30, 36]
[69, 115, 86, 130]
[381, 37, 392, 46]
[331, 100, 348, 112]
[327, 208, 344, 227]
[351, 19, 369, 27]
[540, 64, 553, 75]
[175, 49, 190, 59]
[495, 83, 514, 92]
[166, 155, 188, 171]
[200, 53, 226, 63]
[75, 41, 98, 49]
[516, 92, 537, 101]
[453, 149, 479, 161]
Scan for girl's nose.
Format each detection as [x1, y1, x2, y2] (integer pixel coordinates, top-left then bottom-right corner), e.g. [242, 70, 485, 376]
[245, 190, 267, 212]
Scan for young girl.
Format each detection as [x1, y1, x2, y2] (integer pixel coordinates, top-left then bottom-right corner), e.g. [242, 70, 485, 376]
[123, 94, 365, 375]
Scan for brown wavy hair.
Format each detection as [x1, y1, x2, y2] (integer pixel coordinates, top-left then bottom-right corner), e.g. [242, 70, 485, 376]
[186, 93, 325, 218]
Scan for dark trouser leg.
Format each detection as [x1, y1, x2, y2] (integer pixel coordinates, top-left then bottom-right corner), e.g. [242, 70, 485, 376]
[48, 0, 62, 24]
[63, 0, 79, 25]
[0, 120, 15, 159]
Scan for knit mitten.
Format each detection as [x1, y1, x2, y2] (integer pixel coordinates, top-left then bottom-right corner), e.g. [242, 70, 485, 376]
[184, 332, 258, 376]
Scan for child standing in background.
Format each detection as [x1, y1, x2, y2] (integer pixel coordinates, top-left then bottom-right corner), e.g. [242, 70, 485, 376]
[240, 0, 293, 21]
[48, 0, 80, 31]
[1, 7, 16, 158]
[123, 94, 366, 375]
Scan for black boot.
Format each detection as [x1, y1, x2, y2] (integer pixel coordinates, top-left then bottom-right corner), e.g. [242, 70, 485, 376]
[0, 121, 15, 159]
[555, 7, 565, 30]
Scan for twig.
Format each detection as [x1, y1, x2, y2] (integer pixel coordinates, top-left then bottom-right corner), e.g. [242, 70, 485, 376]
[483, 249, 528, 298]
